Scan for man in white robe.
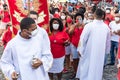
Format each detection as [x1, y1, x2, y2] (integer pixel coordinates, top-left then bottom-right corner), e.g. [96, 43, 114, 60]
[0, 17, 53, 80]
[76, 9, 111, 80]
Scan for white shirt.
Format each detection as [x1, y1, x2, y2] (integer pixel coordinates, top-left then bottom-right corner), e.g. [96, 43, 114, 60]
[109, 21, 120, 42]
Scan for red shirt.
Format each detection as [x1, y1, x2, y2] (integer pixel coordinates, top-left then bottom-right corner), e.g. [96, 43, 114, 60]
[104, 13, 114, 25]
[71, 27, 83, 48]
[49, 31, 69, 58]
[2, 27, 12, 48]
[75, 5, 81, 10]
[63, 27, 72, 42]
[1, 11, 10, 23]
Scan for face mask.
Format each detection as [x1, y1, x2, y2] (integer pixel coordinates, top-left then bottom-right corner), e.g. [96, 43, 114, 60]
[66, 18, 72, 23]
[88, 13, 92, 17]
[106, 10, 110, 13]
[115, 17, 120, 22]
[29, 28, 38, 37]
[53, 24, 59, 30]
[10, 27, 12, 31]
[35, 20, 38, 24]
[78, 18, 83, 24]
[55, 11, 59, 14]
[91, 4, 94, 6]
[61, 16, 66, 20]
[87, 19, 93, 23]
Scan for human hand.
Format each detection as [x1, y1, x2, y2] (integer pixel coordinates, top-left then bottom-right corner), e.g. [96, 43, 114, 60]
[11, 71, 19, 80]
[0, 41, 3, 46]
[64, 40, 70, 46]
[32, 58, 42, 69]
[116, 30, 120, 35]
[78, 52, 81, 57]
[117, 64, 120, 69]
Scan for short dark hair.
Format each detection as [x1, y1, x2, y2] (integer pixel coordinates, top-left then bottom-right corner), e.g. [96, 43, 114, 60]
[115, 9, 119, 14]
[20, 17, 35, 30]
[29, 11, 39, 17]
[95, 8, 104, 19]
[74, 13, 84, 20]
[78, 7, 86, 14]
[92, 5, 97, 13]
[50, 18, 63, 32]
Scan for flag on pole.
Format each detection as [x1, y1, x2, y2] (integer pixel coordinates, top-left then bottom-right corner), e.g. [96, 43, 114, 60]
[7, 0, 49, 35]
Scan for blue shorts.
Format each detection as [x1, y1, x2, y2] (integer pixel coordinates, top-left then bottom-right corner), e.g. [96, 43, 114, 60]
[65, 45, 71, 55]
[71, 44, 79, 59]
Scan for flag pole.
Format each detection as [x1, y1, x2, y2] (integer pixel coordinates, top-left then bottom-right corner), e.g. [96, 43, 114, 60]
[28, 0, 31, 15]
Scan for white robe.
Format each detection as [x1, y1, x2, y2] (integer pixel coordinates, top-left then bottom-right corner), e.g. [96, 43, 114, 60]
[76, 20, 111, 80]
[0, 27, 53, 80]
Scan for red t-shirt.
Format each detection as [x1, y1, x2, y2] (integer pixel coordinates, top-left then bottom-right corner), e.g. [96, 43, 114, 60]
[75, 5, 81, 10]
[63, 26, 72, 42]
[2, 27, 12, 48]
[49, 31, 69, 58]
[71, 27, 83, 48]
[104, 13, 114, 25]
[1, 11, 10, 23]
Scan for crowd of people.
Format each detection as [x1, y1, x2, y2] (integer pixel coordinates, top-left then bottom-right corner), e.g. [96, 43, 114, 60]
[0, 0, 120, 80]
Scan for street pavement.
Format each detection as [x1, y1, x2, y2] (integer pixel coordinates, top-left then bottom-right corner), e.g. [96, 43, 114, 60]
[0, 46, 118, 80]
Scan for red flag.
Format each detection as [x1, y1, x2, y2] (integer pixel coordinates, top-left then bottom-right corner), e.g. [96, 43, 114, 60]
[7, 0, 49, 35]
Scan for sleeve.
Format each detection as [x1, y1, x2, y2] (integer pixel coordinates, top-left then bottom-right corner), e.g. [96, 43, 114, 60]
[105, 29, 111, 54]
[40, 29, 53, 72]
[77, 24, 91, 57]
[118, 59, 120, 64]
[63, 32, 69, 41]
[0, 43, 15, 79]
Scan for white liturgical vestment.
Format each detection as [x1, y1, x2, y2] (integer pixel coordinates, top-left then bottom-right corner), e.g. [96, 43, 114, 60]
[0, 27, 53, 80]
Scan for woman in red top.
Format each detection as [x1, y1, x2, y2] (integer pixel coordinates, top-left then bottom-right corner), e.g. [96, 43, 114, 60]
[60, 11, 66, 27]
[48, 18, 69, 80]
[2, 24, 12, 48]
[63, 14, 73, 73]
[68, 13, 84, 79]
[0, 4, 10, 36]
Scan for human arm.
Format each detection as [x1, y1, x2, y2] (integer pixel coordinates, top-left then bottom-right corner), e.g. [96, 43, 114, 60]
[0, 43, 15, 80]
[40, 29, 53, 72]
[114, 29, 120, 36]
[105, 29, 111, 54]
[63, 32, 70, 46]
[77, 24, 91, 57]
